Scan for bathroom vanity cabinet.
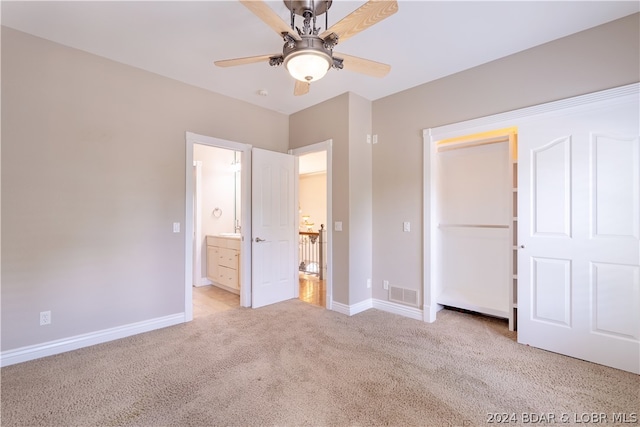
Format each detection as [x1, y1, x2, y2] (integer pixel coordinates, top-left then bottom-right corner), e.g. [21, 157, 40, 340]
[206, 236, 241, 293]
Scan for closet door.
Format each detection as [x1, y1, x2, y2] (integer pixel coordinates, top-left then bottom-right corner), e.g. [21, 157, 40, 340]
[436, 141, 511, 318]
[518, 100, 640, 374]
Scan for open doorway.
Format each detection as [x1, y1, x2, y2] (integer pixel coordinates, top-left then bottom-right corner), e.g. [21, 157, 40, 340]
[298, 151, 327, 307]
[192, 144, 242, 318]
[292, 140, 333, 310]
[184, 132, 252, 322]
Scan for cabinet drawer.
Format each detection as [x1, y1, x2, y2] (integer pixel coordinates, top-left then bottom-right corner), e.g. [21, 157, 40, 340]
[206, 246, 219, 281]
[206, 236, 221, 247]
[225, 238, 241, 250]
[206, 236, 241, 250]
[218, 266, 238, 289]
[218, 248, 238, 269]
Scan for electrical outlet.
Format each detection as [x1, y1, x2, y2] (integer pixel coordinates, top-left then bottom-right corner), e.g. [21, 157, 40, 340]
[383, 280, 389, 290]
[40, 311, 51, 326]
[367, 278, 371, 289]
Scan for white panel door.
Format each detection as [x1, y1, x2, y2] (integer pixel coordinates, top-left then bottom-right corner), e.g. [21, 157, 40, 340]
[518, 101, 640, 373]
[251, 148, 296, 308]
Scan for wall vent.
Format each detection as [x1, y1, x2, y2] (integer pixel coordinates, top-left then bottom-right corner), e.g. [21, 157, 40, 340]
[389, 286, 420, 307]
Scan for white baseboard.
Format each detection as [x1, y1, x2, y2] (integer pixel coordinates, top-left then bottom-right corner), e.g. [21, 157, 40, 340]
[423, 303, 444, 322]
[372, 299, 423, 321]
[0, 313, 185, 367]
[331, 299, 373, 316]
[331, 298, 425, 321]
[350, 299, 373, 315]
[194, 277, 212, 287]
[211, 282, 240, 295]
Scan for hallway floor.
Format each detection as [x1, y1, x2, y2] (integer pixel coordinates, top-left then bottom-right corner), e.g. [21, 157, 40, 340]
[193, 274, 327, 317]
[298, 273, 326, 308]
[193, 285, 240, 318]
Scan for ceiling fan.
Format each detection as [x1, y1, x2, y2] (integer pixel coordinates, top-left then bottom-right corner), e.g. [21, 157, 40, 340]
[214, 0, 398, 96]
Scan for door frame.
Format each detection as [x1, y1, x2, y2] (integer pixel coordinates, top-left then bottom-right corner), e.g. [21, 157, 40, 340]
[185, 132, 253, 321]
[192, 160, 211, 287]
[423, 83, 639, 328]
[290, 140, 333, 309]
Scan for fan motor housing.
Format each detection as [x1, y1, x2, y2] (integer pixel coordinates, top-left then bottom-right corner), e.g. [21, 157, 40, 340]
[283, 35, 333, 82]
[283, 0, 332, 17]
[283, 35, 331, 58]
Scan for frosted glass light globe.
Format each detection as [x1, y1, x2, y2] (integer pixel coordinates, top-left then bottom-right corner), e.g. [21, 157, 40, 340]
[285, 51, 331, 83]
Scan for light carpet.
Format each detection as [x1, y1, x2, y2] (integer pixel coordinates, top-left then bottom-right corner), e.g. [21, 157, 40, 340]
[1, 300, 638, 426]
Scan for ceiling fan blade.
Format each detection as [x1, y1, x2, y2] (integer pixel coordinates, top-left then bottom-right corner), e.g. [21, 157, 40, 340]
[294, 80, 310, 96]
[214, 54, 279, 68]
[320, 0, 398, 44]
[335, 53, 391, 78]
[239, 0, 301, 41]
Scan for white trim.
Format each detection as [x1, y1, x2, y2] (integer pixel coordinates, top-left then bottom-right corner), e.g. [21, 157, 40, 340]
[185, 137, 195, 321]
[240, 149, 252, 307]
[427, 83, 639, 141]
[423, 302, 444, 323]
[0, 314, 184, 367]
[373, 299, 424, 321]
[331, 299, 373, 316]
[192, 160, 212, 288]
[428, 83, 640, 139]
[290, 149, 301, 300]
[290, 140, 333, 310]
[331, 299, 426, 320]
[423, 128, 443, 324]
[194, 278, 213, 287]
[331, 301, 351, 316]
[350, 299, 373, 315]
[185, 132, 253, 315]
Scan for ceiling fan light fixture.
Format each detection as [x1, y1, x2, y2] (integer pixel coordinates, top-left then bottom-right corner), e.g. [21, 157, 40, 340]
[284, 50, 331, 83]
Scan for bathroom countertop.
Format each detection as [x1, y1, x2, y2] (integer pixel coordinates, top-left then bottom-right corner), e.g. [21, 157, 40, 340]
[216, 233, 241, 239]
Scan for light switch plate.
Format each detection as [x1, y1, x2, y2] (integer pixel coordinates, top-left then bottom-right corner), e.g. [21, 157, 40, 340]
[403, 221, 410, 232]
[173, 222, 180, 233]
[335, 221, 343, 232]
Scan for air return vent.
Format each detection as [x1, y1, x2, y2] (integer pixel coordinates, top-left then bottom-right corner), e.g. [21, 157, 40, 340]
[389, 286, 420, 307]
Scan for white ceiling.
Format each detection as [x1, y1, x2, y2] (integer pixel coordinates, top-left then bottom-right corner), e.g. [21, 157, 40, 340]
[2, 1, 638, 115]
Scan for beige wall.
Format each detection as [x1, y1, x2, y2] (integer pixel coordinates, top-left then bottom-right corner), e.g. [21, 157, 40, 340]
[1, 27, 288, 350]
[290, 92, 373, 306]
[347, 94, 373, 305]
[371, 14, 640, 303]
[290, 94, 352, 304]
[299, 173, 327, 231]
